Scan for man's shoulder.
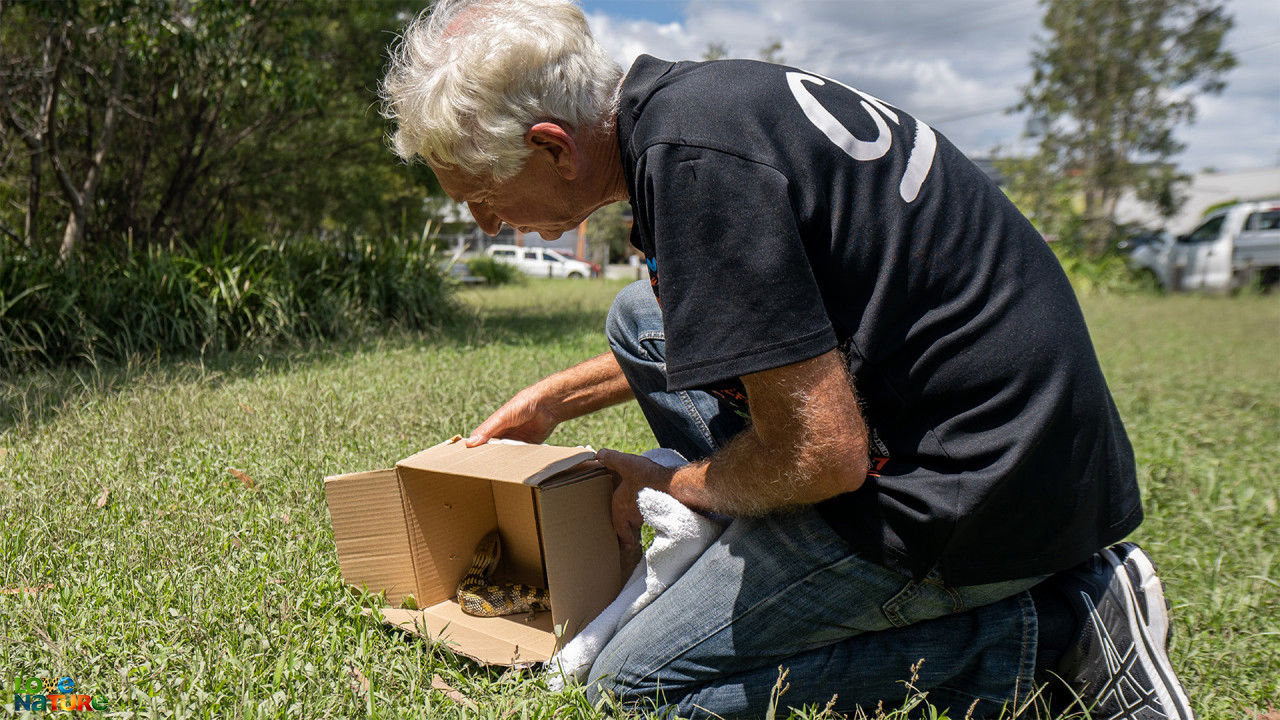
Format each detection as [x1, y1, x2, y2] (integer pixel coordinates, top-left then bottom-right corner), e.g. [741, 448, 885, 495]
[620, 56, 791, 159]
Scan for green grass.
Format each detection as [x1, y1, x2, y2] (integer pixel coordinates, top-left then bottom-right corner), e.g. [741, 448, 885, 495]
[1, 279, 1277, 718]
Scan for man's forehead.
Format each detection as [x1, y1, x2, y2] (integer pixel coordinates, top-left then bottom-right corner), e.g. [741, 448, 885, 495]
[432, 163, 487, 201]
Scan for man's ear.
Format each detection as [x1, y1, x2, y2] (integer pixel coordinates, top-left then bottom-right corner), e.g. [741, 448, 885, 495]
[527, 122, 578, 180]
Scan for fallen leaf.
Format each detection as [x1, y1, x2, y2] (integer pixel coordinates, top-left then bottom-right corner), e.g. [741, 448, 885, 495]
[346, 662, 369, 698]
[227, 467, 255, 489]
[94, 488, 110, 508]
[431, 675, 476, 709]
[0, 583, 54, 595]
[238, 402, 255, 414]
[1256, 710, 1280, 720]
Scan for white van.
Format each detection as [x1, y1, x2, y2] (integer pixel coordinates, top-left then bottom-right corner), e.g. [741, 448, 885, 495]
[1129, 200, 1280, 292]
[485, 244, 595, 279]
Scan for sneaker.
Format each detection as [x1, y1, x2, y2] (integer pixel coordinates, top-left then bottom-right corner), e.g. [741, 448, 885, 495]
[1050, 542, 1194, 720]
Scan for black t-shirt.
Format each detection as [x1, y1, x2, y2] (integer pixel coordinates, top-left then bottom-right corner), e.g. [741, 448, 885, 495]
[616, 55, 1142, 585]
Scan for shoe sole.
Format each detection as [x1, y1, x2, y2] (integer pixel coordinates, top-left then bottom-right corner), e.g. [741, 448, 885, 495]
[1101, 543, 1195, 720]
[1116, 542, 1171, 657]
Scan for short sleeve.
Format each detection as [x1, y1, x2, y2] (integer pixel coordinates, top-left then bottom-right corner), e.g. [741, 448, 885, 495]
[635, 143, 837, 391]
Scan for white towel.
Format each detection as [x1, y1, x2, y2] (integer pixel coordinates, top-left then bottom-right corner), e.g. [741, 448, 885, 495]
[546, 448, 726, 690]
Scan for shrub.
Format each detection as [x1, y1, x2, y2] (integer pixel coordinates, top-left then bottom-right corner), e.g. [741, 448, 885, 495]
[464, 255, 523, 286]
[0, 233, 457, 373]
[1050, 244, 1155, 296]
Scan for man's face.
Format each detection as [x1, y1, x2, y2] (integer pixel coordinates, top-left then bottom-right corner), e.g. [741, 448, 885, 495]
[433, 156, 584, 241]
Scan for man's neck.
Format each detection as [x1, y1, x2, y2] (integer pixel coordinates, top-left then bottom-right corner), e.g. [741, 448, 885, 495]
[579, 120, 630, 207]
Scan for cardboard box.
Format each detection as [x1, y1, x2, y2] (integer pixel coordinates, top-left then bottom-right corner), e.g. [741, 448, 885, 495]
[324, 439, 623, 666]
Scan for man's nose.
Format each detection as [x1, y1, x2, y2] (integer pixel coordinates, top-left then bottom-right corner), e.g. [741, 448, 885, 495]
[469, 202, 501, 236]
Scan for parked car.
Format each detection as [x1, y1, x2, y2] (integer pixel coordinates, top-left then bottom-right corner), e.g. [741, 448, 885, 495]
[1117, 230, 1167, 256]
[485, 244, 595, 278]
[556, 251, 602, 277]
[1129, 200, 1280, 292]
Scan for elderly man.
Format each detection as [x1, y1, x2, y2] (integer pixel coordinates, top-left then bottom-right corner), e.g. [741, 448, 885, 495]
[381, 1, 1194, 718]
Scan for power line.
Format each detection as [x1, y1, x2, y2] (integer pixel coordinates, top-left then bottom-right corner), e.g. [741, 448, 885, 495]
[1235, 39, 1280, 55]
[931, 104, 1015, 124]
[831, 1, 1039, 61]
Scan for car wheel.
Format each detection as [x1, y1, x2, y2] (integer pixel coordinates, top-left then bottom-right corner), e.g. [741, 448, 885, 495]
[568, 271, 584, 279]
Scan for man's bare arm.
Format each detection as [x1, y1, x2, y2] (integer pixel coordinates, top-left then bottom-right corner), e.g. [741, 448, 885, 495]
[598, 348, 868, 545]
[466, 351, 634, 446]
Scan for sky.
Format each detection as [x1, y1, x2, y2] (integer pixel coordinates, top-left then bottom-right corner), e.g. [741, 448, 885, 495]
[579, 0, 1280, 174]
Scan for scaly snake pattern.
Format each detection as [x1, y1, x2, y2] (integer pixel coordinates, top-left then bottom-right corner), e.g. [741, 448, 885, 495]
[456, 531, 551, 617]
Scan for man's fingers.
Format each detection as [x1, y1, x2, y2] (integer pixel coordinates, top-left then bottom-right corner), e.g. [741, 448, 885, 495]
[614, 505, 643, 549]
[467, 402, 522, 447]
[466, 418, 500, 446]
[596, 447, 643, 472]
[613, 511, 635, 549]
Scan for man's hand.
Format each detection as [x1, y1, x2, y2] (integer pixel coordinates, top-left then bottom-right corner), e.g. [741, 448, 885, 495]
[465, 351, 634, 447]
[596, 448, 676, 549]
[466, 386, 560, 447]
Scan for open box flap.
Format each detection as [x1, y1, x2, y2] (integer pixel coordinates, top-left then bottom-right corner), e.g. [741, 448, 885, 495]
[398, 439, 596, 487]
[538, 468, 621, 641]
[324, 469, 417, 606]
[378, 603, 557, 666]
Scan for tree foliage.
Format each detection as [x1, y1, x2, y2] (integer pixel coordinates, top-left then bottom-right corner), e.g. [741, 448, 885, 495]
[0, 0, 438, 260]
[1015, 0, 1235, 256]
[586, 201, 633, 264]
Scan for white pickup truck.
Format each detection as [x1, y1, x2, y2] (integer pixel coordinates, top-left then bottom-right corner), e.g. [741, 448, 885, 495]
[1129, 200, 1280, 292]
[486, 244, 597, 279]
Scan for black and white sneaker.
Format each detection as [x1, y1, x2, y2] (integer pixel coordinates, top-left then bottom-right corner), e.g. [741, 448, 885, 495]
[1051, 542, 1194, 720]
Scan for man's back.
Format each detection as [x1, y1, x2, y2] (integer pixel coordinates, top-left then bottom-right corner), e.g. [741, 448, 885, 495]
[616, 55, 1141, 584]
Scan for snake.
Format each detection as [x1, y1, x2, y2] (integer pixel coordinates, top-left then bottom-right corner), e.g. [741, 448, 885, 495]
[456, 530, 551, 617]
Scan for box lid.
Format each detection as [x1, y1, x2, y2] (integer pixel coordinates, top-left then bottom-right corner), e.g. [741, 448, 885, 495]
[397, 438, 596, 486]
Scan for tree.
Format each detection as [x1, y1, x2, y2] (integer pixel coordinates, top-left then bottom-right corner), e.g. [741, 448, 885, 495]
[757, 38, 785, 65]
[1016, 0, 1235, 256]
[701, 42, 728, 61]
[587, 201, 633, 264]
[701, 39, 785, 64]
[0, 0, 439, 260]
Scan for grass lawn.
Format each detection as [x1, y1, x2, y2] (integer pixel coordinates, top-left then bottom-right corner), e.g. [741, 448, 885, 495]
[1, 279, 1277, 718]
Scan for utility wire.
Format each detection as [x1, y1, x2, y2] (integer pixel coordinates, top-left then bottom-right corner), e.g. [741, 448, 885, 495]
[831, 1, 1038, 60]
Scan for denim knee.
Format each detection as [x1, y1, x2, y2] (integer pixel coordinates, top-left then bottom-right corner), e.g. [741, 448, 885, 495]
[605, 279, 660, 356]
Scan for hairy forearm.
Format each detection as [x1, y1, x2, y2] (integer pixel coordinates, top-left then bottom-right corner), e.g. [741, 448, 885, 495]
[665, 351, 869, 516]
[535, 351, 634, 422]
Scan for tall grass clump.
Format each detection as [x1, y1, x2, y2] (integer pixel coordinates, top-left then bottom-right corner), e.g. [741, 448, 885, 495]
[0, 232, 457, 373]
[465, 255, 524, 286]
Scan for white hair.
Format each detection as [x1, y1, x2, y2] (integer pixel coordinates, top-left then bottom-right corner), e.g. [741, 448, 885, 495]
[381, 0, 622, 180]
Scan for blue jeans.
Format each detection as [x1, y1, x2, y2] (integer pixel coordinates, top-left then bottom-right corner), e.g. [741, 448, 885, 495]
[587, 281, 1042, 719]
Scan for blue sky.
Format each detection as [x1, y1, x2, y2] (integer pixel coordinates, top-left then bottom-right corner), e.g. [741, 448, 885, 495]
[581, 0, 684, 24]
[579, 0, 1280, 173]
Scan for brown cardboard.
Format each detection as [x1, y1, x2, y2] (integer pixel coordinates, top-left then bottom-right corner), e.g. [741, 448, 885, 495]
[325, 439, 622, 666]
[323, 469, 416, 605]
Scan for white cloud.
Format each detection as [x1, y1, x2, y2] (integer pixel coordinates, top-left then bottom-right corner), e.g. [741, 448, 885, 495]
[585, 0, 1280, 172]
